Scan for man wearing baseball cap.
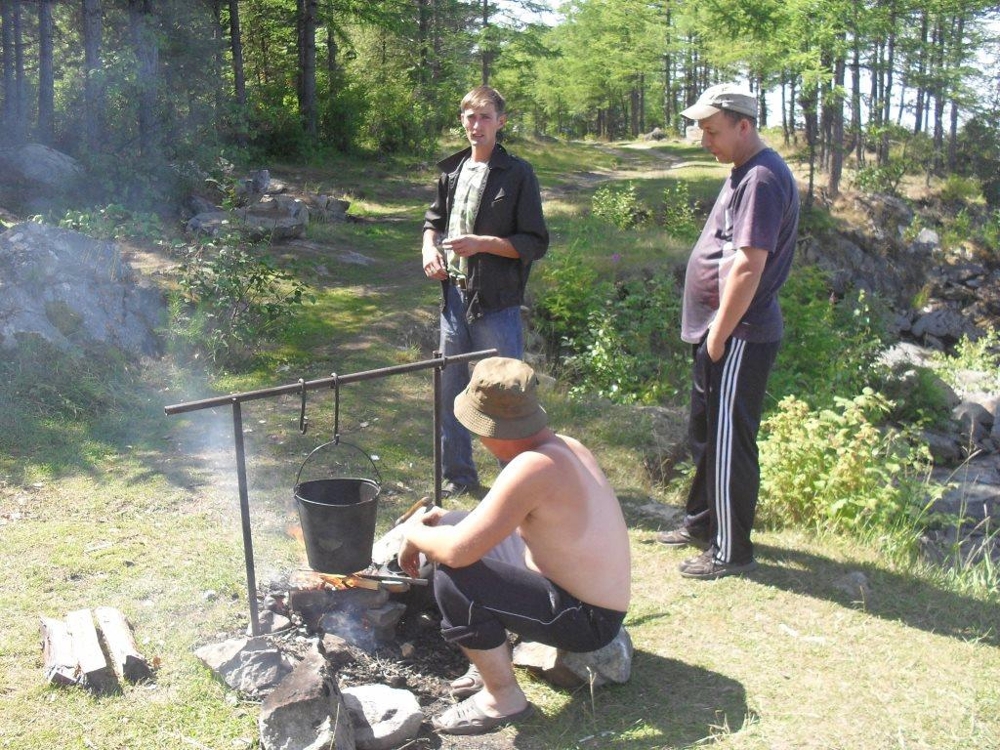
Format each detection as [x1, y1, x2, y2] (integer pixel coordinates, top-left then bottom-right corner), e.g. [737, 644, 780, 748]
[397, 357, 631, 735]
[656, 83, 800, 579]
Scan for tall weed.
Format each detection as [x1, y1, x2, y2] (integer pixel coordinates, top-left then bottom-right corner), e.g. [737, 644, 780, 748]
[930, 329, 1000, 391]
[169, 237, 313, 369]
[532, 240, 604, 361]
[768, 266, 891, 410]
[759, 389, 939, 544]
[591, 182, 650, 229]
[661, 181, 699, 240]
[564, 272, 688, 404]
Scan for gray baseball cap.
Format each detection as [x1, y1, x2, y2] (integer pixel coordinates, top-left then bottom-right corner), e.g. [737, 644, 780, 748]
[681, 83, 757, 120]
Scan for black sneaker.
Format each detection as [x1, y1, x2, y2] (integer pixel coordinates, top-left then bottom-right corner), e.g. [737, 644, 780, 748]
[678, 548, 757, 580]
[656, 526, 710, 550]
[441, 481, 477, 499]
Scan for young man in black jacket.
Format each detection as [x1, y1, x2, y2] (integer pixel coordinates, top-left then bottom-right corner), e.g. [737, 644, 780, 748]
[421, 86, 549, 498]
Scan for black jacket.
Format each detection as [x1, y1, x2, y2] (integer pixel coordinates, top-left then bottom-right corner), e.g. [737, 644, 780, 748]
[423, 144, 549, 321]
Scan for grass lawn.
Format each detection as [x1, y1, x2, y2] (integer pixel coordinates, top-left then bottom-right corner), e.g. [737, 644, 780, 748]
[1, 136, 997, 750]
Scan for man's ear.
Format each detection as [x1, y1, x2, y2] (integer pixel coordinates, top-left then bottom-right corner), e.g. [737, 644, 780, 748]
[498, 113, 508, 129]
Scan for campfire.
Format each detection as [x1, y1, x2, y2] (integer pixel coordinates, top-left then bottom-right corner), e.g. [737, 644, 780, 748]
[196, 517, 471, 750]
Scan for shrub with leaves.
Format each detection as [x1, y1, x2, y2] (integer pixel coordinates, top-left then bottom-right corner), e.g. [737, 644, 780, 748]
[564, 271, 689, 404]
[758, 389, 938, 540]
[169, 238, 313, 369]
[661, 181, 698, 240]
[591, 183, 649, 229]
[767, 266, 891, 410]
[52, 204, 163, 241]
[930, 329, 1000, 392]
[532, 241, 605, 361]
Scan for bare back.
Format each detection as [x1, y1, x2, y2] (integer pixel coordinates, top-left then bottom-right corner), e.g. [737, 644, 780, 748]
[507, 434, 631, 612]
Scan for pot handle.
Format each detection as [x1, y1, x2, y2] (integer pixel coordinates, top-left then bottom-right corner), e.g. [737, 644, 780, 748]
[295, 439, 382, 488]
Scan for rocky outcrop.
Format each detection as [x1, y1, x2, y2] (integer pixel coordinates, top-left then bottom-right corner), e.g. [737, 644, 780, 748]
[0, 143, 84, 213]
[185, 168, 354, 243]
[0, 222, 165, 355]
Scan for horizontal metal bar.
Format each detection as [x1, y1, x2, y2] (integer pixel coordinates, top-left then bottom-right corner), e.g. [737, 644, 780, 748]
[164, 349, 497, 415]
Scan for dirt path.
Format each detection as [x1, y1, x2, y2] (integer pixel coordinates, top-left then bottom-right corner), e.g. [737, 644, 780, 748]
[542, 140, 692, 202]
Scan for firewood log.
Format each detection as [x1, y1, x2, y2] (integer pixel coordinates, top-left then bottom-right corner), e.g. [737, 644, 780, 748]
[95, 606, 152, 683]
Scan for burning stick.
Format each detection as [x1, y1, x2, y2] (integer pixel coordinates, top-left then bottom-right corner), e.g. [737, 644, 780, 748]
[394, 496, 433, 527]
[313, 572, 382, 591]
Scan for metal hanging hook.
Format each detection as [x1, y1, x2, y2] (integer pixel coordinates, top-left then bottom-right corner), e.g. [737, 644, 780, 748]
[298, 378, 308, 435]
[331, 373, 340, 445]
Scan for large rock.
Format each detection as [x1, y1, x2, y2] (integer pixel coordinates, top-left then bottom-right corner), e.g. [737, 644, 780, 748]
[512, 627, 633, 689]
[259, 652, 356, 750]
[0, 143, 83, 212]
[341, 684, 422, 750]
[0, 222, 164, 355]
[194, 636, 298, 700]
[187, 195, 309, 242]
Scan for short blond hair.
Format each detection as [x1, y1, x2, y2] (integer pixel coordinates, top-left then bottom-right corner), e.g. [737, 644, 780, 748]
[461, 85, 506, 116]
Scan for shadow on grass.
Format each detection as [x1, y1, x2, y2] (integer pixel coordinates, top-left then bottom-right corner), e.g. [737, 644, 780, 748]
[753, 543, 999, 648]
[513, 650, 749, 749]
[626, 505, 997, 649]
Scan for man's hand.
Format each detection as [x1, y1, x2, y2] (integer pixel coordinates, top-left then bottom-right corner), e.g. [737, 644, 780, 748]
[706, 327, 726, 363]
[422, 243, 448, 280]
[442, 234, 482, 259]
[396, 506, 446, 577]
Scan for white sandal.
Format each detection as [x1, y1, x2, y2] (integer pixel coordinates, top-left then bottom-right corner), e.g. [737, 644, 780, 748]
[448, 664, 484, 700]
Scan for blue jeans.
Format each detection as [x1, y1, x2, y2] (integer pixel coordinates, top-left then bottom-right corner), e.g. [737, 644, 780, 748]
[439, 283, 523, 486]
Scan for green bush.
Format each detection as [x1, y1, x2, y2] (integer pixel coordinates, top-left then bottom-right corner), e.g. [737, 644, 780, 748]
[938, 175, 982, 205]
[941, 208, 974, 251]
[51, 204, 164, 242]
[564, 272, 688, 404]
[878, 365, 955, 431]
[532, 241, 605, 361]
[169, 238, 313, 369]
[851, 161, 908, 195]
[591, 183, 650, 229]
[768, 266, 891, 410]
[980, 210, 1000, 253]
[758, 389, 937, 540]
[930, 329, 1000, 392]
[661, 181, 698, 240]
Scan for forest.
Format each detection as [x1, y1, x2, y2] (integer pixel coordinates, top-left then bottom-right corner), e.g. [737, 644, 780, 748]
[0, 0, 998, 210]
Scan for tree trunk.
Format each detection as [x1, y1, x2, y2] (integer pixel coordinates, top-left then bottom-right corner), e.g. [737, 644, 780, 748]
[829, 52, 846, 199]
[229, 0, 246, 108]
[662, 4, 673, 132]
[851, 0, 863, 165]
[128, 0, 159, 160]
[630, 81, 639, 137]
[5, 0, 27, 143]
[297, 0, 317, 136]
[946, 15, 965, 171]
[820, 53, 832, 170]
[914, 9, 928, 135]
[480, 0, 490, 85]
[37, 0, 54, 144]
[416, 0, 429, 86]
[931, 14, 946, 174]
[799, 83, 818, 209]
[82, 0, 102, 151]
[878, 5, 897, 167]
[781, 77, 790, 144]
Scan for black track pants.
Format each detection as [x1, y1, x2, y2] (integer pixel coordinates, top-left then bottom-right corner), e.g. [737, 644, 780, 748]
[683, 336, 780, 564]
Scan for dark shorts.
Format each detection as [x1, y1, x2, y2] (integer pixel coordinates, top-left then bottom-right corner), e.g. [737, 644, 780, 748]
[432, 512, 626, 652]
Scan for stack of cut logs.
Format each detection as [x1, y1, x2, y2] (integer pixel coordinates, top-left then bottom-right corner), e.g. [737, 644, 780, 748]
[40, 606, 152, 694]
